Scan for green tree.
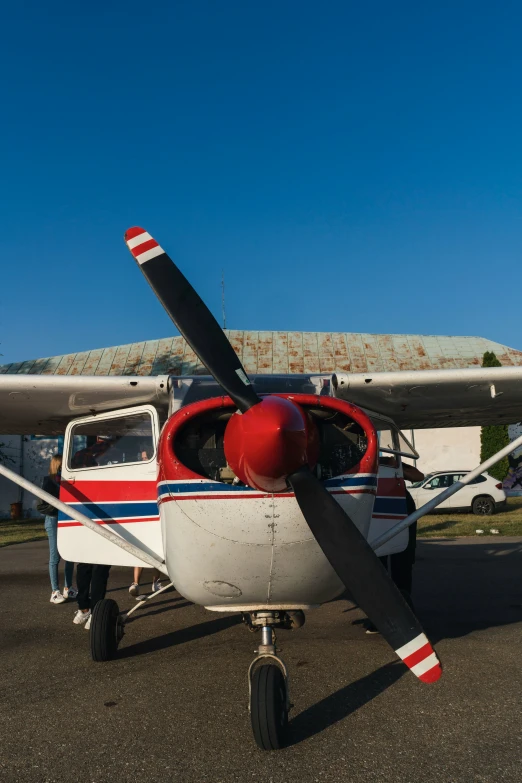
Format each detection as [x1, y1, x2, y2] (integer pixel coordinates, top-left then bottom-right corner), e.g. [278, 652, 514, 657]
[480, 351, 509, 481]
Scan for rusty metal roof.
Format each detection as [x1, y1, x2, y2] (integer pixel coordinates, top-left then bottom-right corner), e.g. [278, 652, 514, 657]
[2, 332, 522, 377]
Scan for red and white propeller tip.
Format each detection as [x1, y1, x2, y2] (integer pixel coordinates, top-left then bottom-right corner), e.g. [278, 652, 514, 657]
[125, 227, 165, 265]
[396, 633, 442, 683]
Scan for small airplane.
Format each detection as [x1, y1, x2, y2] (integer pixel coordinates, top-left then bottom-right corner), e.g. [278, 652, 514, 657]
[2, 227, 522, 750]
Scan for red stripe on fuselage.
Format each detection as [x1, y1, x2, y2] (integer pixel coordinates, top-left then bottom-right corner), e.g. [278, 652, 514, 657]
[158, 488, 375, 504]
[57, 515, 160, 528]
[60, 481, 157, 503]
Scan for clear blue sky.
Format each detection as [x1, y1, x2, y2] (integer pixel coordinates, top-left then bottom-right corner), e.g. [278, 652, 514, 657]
[2, 1, 522, 365]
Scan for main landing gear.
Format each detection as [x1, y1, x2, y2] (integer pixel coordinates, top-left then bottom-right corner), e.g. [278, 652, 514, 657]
[245, 610, 305, 750]
[89, 581, 174, 662]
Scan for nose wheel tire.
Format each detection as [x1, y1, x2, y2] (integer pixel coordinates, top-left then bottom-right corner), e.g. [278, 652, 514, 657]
[250, 663, 289, 750]
[90, 599, 124, 662]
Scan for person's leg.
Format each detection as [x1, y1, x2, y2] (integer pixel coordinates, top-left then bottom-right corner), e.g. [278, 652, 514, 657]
[129, 566, 142, 596]
[64, 561, 74, 590]
[76, 563, 93, 611]
[90, 565, 111, 610]
[44, 516, 61, 594]
[152, 568, 162, 591]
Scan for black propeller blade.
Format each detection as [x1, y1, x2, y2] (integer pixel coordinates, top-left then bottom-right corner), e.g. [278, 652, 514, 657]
[288, 467, 441, 681]
[125, 227, 261, 413]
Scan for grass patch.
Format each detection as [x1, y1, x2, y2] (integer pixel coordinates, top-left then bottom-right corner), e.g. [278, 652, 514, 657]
[417, 496, 522, 537]
[0, 517, 46, 547]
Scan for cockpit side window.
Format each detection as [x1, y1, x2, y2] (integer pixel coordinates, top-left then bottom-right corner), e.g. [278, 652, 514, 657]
[68, 412, 155, 471]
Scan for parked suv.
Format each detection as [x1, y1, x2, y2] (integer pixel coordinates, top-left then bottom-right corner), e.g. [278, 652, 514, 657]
[408, 471, 506, 516]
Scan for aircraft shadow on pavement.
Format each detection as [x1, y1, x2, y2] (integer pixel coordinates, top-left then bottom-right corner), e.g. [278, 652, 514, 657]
[331, 540, 522, 643]
[287, 661, 405, 745]
[117, 614, 241, 658]
[125, 599, 193, 622]
[411, 539, 522, 643]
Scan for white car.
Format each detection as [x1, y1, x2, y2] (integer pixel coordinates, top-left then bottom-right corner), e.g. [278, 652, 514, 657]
[408, 471, 507, 516]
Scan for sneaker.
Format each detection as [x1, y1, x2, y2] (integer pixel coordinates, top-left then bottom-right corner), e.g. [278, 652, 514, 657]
[364, 619, 380, 635]
[152, 578, 162, 593]
[63, 586, 78, 600]
[73, 609, 91, 625]
[85, 614, 92, 631]
[50, 590, 66, 604]
[129, 582, 140, 597]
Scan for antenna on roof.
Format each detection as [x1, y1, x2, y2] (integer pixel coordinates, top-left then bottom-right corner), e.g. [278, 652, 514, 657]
[221, 269, 226, 330]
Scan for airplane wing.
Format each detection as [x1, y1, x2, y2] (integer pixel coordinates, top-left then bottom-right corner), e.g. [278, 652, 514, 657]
[0, 375, 169, 434]
[333, 366, 522, 429]
[2, 365, 522, 435]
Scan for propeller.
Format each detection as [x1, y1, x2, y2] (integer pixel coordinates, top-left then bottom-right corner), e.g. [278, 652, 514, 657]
[125, 226, 441, 683]
[288, 467, 441, 682]
[124, 227, 260, 413]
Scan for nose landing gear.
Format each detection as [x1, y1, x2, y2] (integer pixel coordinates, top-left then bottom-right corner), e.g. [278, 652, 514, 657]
[246, 610, 303, 750]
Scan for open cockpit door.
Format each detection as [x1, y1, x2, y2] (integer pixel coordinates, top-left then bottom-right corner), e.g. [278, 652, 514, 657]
[59, 405, 163, 567]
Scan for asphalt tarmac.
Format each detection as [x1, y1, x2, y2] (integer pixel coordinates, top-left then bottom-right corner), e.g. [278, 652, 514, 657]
[1, 537, 522, 783]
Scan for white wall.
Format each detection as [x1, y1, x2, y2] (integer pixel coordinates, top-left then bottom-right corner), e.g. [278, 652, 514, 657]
[411, 426, 481, 475]
[0, 435, 61, 518]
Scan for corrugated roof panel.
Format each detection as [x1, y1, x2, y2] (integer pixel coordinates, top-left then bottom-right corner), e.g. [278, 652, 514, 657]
[136, 340, 160, 376]
[391, 335, 415, 372]
[123, 342, 146, 375]
[68, 352, 90, 376]
[40, 355, 65, 375]
[226, 331, 245, 365]
[432, 337, 457, 369]
[273, 332, 289, 374]
[4, 331, 522, 377]
[150, 338, 176, 375]
[375, 334, 400, 371]
[346, 333, 369, 373]
[257, 332, 274, 373]
[30, 357, 51, 374]
[317, 333, 335, 373]
[95, 347, 119, 376]
[17, 360, 38, 375]
[165, 337, 185, 375]
[287, 332, 304, 374]
[404, 335, 431, 371]
[108, 343, 133, 376]
[6, 362, 24, 374]
[181, 342, 199, 375]
[359, 334, 383, 373]
[242, 331, 259, 374]
[332, 332, 351, 372]
[302, 332, 320, 373]
[54, 354, 77, 376]
[80, 349, 104, 375]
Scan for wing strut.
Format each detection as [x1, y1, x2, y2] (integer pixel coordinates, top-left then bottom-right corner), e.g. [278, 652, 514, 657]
[0, 463, 167, 574]
[371, 430, 522, 552]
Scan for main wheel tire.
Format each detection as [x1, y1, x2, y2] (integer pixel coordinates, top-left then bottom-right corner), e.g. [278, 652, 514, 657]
[90, 599, 121, 662]
[250, 663, 288, 750]
[472, 496, 495, 516]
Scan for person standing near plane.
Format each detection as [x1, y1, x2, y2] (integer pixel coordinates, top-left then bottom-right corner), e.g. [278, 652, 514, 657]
[129, 567, 162, 597]
[73, 563, 111, 629]
[38, 454, 77, 604]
